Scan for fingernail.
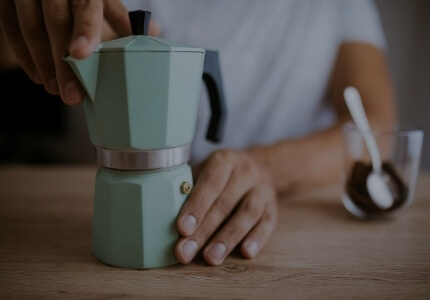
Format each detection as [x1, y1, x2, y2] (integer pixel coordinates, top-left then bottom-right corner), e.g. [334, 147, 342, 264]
[48, 78, 59, 94]
[182, 215, 197, 235]
[70, 36, 88, 55]
[181, 239, 198, 262]
[245, 240, 259, 258]
[64, 81, 84, 104]
[32, 69, 42, 83]
[207, 243, 227, 264]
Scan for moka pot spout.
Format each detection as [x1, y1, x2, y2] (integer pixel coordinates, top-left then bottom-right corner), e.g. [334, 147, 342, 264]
[64, 53, 100, 102]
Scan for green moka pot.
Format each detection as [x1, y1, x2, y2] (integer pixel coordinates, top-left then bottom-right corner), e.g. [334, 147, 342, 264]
[64, 11, 226, 269]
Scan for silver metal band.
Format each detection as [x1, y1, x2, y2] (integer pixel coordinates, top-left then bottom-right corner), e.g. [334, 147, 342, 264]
[96, 145, 190, 170]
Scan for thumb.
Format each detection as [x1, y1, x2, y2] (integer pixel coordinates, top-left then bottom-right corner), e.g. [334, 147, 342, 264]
[149, 19, 162, 37]
[103, 0, 131, 37]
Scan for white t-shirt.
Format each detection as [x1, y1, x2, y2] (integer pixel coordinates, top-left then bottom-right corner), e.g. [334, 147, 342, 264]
[123, 0, 386, 164]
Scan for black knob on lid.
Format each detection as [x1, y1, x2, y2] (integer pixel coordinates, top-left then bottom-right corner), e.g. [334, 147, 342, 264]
[128, 10, 151, 35]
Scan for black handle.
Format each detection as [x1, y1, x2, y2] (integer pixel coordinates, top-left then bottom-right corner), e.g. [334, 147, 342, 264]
[203, 50, 227, 143]
[128, 10, 151, 35]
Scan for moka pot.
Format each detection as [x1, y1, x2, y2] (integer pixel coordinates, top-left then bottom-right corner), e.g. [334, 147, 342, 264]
[64, 11, 226, 269]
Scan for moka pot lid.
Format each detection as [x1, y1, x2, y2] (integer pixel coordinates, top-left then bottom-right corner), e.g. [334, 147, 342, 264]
[96, 10, 204, 53]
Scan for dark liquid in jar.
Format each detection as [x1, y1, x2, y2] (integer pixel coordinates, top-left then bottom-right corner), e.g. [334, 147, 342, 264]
[346, 162, 408, 215]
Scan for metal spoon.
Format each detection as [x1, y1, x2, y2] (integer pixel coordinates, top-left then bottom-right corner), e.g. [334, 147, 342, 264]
[344, 86, 394, 210]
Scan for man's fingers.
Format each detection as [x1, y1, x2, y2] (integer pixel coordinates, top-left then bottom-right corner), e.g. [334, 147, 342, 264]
[202, 187, 269, 265]
[0, 0, 120, 105]
[176, 150, 274, 265]
[176, 184, 277, 265]
[0, 1, 41, 84]
[14, 0, 58, 94]
[42, 0, 85, 105]
[176, 151, 236, 237]
[103, 0, 131, 37]
[175, 179, 256, 264]
[69, 0, 103, 58]
[241, 198, 278, 259]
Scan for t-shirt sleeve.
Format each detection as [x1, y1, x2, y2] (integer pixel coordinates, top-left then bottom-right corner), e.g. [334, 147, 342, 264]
[338, 0, 387, 49]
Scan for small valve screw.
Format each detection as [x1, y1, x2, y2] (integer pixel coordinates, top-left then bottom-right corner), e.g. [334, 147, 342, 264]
[180, 182, 192, 194]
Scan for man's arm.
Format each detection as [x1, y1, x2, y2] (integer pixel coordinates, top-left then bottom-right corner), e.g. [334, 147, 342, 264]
[246, 42, 397, 194]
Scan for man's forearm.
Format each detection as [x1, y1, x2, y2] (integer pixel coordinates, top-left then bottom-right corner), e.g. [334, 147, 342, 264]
[249, 43, 397, 195]
[247, 122, 346, 194]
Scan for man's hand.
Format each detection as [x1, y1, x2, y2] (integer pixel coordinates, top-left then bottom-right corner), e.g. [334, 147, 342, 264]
[0, 0, 130, 105]
[175, 150, 278, 265]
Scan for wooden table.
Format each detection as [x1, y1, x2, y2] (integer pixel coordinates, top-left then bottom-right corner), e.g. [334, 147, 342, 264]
[1, 166, 429, 299]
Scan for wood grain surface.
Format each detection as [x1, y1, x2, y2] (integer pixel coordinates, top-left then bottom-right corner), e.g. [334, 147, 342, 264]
[1, 165, 429, 299]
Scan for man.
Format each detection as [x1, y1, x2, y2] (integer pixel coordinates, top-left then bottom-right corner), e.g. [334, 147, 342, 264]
[0, 0, 396, 266]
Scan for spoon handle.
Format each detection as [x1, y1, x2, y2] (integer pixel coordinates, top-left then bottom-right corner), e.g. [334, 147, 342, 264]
[344, 87, 382, 172]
